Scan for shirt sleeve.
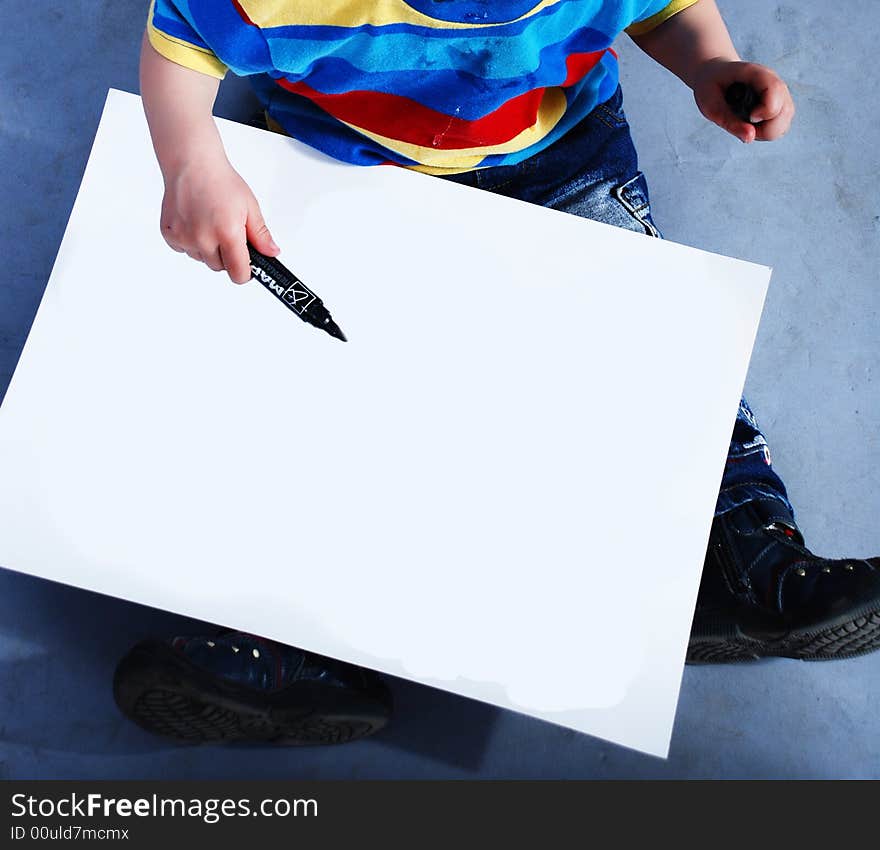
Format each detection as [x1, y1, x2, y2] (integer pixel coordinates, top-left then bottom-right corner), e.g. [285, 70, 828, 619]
[625, 0, 702, 37]
[146, 0, 228, 79]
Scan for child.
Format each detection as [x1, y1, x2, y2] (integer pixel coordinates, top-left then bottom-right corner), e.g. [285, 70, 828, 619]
[115, 0, 880, 745]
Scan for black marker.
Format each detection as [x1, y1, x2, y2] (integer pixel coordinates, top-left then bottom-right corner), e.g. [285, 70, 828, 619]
[247, 242, 347, 342]
[725, 82, 761, 124]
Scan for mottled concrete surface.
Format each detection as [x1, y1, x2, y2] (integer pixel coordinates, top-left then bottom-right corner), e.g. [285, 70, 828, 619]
[0, 1, 877, 778]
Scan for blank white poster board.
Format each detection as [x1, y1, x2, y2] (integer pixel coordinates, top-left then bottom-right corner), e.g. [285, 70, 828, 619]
[0, 89, 770, 757]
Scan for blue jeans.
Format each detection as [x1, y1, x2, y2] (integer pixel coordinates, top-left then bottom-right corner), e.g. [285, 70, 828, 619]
[441, 85, 795, 520]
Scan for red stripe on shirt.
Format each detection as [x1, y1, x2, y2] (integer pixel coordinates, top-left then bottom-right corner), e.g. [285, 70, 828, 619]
[563, 50, 607, 86]
[231, 1, 255, 26]
[275, 49, 605, 151]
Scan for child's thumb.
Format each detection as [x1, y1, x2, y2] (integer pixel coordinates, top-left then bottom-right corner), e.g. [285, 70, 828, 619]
[246, 202, 280, 256]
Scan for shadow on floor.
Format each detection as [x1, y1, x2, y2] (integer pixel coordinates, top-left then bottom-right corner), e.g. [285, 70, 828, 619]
[0, 566, 498, 772]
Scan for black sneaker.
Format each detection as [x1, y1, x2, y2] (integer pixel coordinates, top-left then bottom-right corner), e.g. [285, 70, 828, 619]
[113, 632, 392, 745]
[688, 498, 880, 663]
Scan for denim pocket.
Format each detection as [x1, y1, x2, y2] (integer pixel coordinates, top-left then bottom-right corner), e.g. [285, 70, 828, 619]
[591, 85, 627, 130]
[612, 171, 661, 237]
[473, 145, 544, 191]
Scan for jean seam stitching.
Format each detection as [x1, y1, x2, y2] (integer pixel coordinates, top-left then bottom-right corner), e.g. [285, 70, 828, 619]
[592, 112, 624, 130]
[597, 103, 626, 126]
[720, 481, 786, 493]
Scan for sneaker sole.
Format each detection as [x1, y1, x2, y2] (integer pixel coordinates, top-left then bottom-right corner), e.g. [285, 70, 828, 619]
[688, 599, 880, 664]
[113, 641, 392, 745]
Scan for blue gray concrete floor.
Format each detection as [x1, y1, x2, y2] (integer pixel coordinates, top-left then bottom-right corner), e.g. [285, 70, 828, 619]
[1, 1, 877, 778]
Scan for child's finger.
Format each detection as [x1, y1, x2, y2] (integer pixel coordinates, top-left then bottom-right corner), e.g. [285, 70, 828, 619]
[219, 235, 252, 285]
[753, 102, 795, 141]
[697, 90, 756, 142]
[725, 116, 757, 143]
[747, 82, 786, 123]
[741, 123, 757, 143]
[715, 102, 757, 142]
[201, 244, 225, 273]
[245, 198, 280, 257]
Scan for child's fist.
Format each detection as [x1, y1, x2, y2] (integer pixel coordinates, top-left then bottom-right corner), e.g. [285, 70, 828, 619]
[692, 59, 795, 143]
[160, 154, 280, 284]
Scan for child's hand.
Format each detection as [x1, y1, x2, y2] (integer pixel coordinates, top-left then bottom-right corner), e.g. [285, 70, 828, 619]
[692, 59, 795, 143]
[160, 153, 279, 284]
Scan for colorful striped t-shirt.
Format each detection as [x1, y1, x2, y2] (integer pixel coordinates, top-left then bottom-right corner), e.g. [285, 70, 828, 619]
[147, 1, 699, 173]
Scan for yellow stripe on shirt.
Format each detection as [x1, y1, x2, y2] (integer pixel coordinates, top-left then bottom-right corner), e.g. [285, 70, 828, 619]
[240, 0, 566, 31]
[146, 0, 228, 79]
[624, 0, 701, 37]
